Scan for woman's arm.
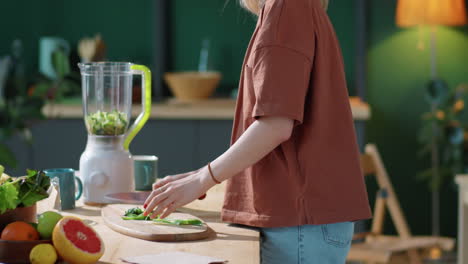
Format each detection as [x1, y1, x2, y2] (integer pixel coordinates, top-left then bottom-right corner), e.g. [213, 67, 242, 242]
[143, 116, 294, 219]
[209, 116, 293, 183]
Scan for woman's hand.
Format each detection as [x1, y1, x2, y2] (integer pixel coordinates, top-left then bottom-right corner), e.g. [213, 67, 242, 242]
[143, 168, 215, 219]
[152, 170, 207, 200]
[152, 170, 197, 190]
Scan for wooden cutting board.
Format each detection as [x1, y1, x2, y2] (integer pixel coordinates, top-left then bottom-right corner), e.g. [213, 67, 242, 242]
[101, 204, 211, 242]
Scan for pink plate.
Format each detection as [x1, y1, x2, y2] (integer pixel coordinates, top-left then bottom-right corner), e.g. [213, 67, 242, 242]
[105, 192, 151, 204]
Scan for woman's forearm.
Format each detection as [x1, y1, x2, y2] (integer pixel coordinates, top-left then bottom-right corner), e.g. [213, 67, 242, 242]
[207, 116, 294, 184]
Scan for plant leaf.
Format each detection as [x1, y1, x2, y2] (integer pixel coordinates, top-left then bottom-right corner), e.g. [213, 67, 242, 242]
[0, 182, 19, 214]
[51, 49, 70, 79]
[0, 142, 17, 168]
[17, 170, 50, 207]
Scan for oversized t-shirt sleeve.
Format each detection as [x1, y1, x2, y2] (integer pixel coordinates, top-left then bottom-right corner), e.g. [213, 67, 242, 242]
[250, 46, 313, 125]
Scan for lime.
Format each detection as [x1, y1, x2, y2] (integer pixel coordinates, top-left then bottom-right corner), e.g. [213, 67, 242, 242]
[30, 243, 57, 264]
[37, 211, 63, 239]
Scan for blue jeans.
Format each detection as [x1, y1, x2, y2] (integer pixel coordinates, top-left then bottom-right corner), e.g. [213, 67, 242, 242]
[260, 222, 354, 264]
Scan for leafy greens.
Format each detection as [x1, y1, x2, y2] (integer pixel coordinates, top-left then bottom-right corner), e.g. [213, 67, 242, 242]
[121, 207, 203, 226]
[85, 110, 128, 135]
[0, 169, 50, 214]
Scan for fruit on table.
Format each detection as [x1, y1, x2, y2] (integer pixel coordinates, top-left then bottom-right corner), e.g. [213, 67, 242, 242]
[53, 216, 104, 264]
[30, 243, 58, 264]
[37, 211, 63, 239]
[1, 221, 40, 241]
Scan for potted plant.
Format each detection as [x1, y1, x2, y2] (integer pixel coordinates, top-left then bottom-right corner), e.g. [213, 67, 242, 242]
[0, 40, 45, 169]
[418, 81, 468, 238]
[29, 47, 80, 104]
[418, 83, 468, 189]
[0, 167, 51, 231]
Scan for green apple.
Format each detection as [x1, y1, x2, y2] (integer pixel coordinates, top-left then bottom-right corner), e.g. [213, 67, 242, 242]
[37, 211, 63, 239]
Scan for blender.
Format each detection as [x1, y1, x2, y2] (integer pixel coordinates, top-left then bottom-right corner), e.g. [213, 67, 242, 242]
[78, 62, 151, 204]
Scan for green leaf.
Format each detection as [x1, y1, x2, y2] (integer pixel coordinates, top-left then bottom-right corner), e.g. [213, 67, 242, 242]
[26, 169, 36, 177]
[51, 49, 70, 79]
[16, 170, 50, 207]
[0, 182, 19, 214]
[449, 126, 464, 145]
[0, 142, 17, 168]
[425, 79, 449, 104]
[32, 82, 51, 97]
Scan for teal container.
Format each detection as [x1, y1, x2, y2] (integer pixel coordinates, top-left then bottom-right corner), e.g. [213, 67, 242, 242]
[44, 168, 83, 210]
[133, 156, 158, 191]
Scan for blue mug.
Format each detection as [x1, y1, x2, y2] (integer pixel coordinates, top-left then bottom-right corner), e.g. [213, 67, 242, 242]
[39, 37, 70, 79]
[44, 168, 83, 210]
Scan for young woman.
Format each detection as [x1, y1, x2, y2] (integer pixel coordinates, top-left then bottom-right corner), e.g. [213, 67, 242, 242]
[144, 0, 372, 262]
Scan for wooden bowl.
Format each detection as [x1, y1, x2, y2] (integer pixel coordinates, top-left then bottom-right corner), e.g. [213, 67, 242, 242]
[164, 71, 222, 102]
[0, 239, 53, 264]
[0, 204, 44, 263]
[0, 204, 37, 232]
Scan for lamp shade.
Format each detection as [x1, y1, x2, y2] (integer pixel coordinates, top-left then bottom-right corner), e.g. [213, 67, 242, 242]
[396, 0, 467, 27]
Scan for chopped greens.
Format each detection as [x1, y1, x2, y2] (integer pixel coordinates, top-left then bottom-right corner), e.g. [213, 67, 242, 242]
[123, 207, 150, 220]
[121, 207, 203, 226]
[0, 169, 50, 214]
[85, 110, 128, 135]
[152, 218, 203, 226]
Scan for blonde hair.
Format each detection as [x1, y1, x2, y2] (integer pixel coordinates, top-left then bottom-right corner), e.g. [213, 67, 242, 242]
[241, 0, 329, 15]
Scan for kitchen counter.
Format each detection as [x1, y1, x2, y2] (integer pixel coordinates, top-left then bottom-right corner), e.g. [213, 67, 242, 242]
[37, 182, 260, 264]
[43, 97, 371, 121]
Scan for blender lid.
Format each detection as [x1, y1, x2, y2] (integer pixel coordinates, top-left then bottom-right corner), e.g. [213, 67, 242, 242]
[78, 62, 133, 75]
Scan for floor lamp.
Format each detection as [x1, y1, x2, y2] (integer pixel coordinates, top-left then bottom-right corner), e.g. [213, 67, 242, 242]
[396, 0, 467, 238]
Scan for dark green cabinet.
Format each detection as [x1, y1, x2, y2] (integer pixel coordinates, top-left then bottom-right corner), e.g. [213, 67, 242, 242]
[6, 119, 364, 179]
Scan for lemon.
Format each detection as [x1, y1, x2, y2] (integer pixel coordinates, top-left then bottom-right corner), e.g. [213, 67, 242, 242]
[30, 244, 57, 264]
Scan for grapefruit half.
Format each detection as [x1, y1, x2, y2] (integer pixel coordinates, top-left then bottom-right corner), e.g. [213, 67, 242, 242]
[52, 216, 104, 264]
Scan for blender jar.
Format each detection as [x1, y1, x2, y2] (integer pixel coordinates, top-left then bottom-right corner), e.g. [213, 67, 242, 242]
[79, 62, 133, 136]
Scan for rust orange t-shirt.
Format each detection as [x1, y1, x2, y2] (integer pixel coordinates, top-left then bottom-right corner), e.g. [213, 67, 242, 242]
[221, 0, 372, 227]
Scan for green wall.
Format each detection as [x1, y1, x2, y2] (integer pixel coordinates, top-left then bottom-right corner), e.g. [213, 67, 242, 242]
[170, 0, 356, 95]
[1, 0, 467, 238]
[0, 0, 155, 75]
[0, 0, 356, 95]
[367, 1, 468, 237]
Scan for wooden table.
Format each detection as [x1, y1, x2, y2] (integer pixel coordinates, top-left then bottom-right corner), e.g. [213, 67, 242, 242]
[37, 182, 260, 264]
[456, 175, 468, 264]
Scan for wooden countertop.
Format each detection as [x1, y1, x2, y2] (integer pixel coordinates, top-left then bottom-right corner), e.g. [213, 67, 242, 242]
[43, 97, 371, 121]
[37, 182, 260, 264]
